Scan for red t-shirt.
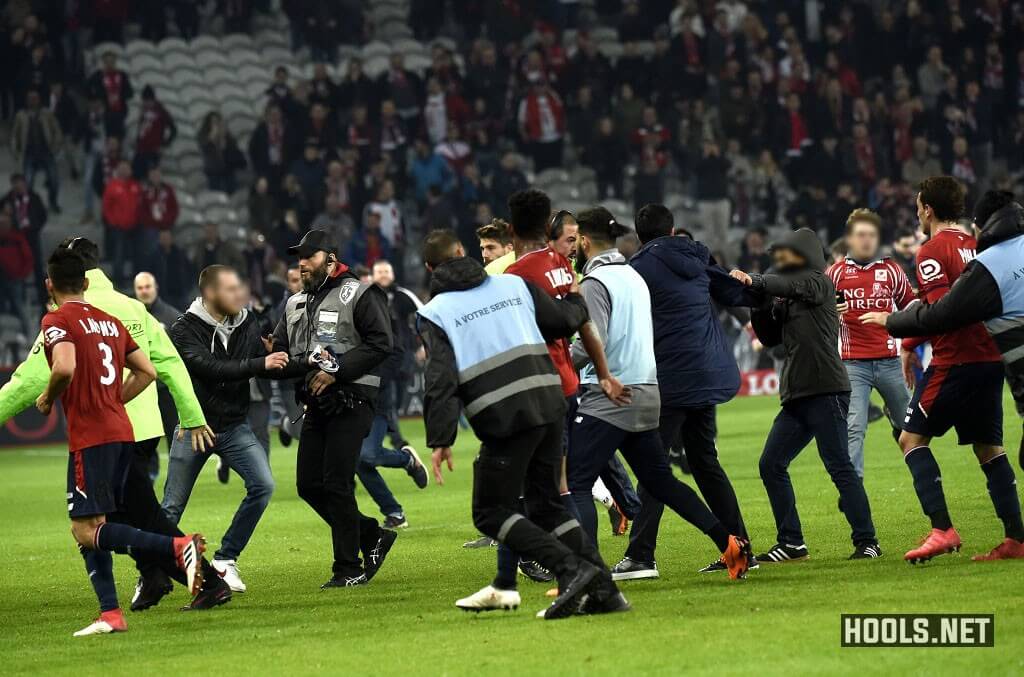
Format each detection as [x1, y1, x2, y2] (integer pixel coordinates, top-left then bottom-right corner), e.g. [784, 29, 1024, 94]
[41, 301, 138, 452]
[906, 228, 1001, 366]
[505, 247, 579, 397]
[827, 257, 915, 360]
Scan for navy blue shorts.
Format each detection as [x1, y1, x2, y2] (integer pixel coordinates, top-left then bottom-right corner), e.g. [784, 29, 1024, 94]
[903, 362, 1004, 446]
[66, 442, 134, 518]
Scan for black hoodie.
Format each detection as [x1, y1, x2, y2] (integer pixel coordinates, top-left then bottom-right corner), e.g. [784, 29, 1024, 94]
[418, 256, 590, 447]
[749, 228, 850, 403]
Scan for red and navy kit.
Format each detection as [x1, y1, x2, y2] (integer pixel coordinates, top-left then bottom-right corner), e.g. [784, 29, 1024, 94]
[902, 228, 1004, 444]
[505, 247, 579, 397]
[904, 228, 1001, 366]
[41, 301, 138, 452]
[827, 257, 914, 360]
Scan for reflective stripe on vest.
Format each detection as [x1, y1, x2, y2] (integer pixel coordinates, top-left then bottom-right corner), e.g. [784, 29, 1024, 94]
[418, 275, 560, 416]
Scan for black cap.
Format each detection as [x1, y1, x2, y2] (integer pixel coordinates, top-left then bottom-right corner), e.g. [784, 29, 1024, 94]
[287, 229, 338, 258]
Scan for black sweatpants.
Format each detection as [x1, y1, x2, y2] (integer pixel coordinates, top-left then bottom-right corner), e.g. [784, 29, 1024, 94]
[296, 401, 382, 577]
[567, 413, 722, 546]
[626, 405, 747, 562]
[474, 419, 604, 579]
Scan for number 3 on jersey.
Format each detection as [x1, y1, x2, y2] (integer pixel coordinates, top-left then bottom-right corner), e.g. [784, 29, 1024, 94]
[98, 342, 116, 385]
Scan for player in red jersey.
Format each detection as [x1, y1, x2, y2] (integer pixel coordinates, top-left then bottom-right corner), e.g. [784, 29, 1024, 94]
[863, 177, 1022, 563]
[826, 209, 915, 479]
[36, 248, 206, 636]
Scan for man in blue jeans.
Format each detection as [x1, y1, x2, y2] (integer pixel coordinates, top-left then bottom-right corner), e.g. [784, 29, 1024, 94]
[826, 209, 915, 481]
[357, 396, 428, 529]
[165, 264, 292, 593]
[733, 228, 881, 562]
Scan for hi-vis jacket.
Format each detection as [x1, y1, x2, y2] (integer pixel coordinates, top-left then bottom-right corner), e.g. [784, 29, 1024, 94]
[0, 268, 205, 441]
[417, 256, 590, 448]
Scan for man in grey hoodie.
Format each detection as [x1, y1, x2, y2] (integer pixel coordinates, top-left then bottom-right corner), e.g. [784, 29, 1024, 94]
[166, 265, 291, 594]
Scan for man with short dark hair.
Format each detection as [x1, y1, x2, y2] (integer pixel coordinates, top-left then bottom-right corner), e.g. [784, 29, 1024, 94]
[165, 265, 290, 593]
[475, 219, 514, 265]
[826, 208, 915, 480]
[861, 181, 1024, 562]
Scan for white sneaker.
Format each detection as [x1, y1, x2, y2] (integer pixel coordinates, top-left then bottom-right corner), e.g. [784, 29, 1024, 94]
[455, 585, 520, 612]
[212, 559, 246, 593]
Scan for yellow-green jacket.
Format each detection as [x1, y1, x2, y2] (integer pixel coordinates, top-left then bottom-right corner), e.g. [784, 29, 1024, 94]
[0, 269, 206, 440]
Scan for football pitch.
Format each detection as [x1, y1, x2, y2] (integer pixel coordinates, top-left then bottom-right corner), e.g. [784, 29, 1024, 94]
[1, 394, 1021, 676]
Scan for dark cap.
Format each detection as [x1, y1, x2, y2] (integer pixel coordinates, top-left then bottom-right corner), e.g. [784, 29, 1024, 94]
[287, 229, 337, 258]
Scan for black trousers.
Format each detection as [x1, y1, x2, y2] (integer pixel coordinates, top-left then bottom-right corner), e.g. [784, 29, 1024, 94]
[474, 419, 603, 578]
[296, 400, 381, 577]
[625, 405, 747, 562]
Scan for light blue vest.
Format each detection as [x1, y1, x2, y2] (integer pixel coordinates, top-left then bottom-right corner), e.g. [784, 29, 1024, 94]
[976, 234, 1024, 357]
[418, 274, 549, 383]
[581, 262, 658, 386]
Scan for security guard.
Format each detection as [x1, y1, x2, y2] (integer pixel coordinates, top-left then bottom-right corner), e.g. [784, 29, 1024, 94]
[418, 229, 628, 619]
[271, 229, 398, 588]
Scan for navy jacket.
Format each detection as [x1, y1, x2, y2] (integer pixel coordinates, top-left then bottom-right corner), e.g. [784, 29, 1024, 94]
[630, 236, 759, 408]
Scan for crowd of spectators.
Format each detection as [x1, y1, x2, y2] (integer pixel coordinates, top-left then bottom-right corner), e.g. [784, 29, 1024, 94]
[2, 0, 1024, 351]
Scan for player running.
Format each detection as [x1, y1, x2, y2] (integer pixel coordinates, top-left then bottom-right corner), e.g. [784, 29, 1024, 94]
[863, 177, 1023, 563]
[827, 209, 915, 480]
[37, 248, 205, 636]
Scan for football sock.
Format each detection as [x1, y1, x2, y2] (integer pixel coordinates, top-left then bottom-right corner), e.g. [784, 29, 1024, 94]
[904, 446, 952, 530]
[493, 544, 518, 590]
[707, 522, 731, 553]
[980, 454, 1024, 541]
[95, 523, 174, 556]
[80, 545, 118, 612]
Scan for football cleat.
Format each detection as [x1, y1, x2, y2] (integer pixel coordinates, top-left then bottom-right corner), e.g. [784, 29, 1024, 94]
[383, 513, 408, 529]
[610, 557, 659, 581]
[212, 559, 246, 593]
[971, 538, 1024, 561]
[173, 534, 206, 596]
[321, 574, 368, 589]
[904, 527, 961, 564]
[540, 561, 601, 620]
[518, 560, 555, 583]
[455, 585, 521, 612]
[129, 571, 173, 612]
[73, 608, 127, 637]
[756, 543, 809, 563]
[462, 535, 497, 549]
[722, 535, 752, 580]
[181, 576, 232, 611]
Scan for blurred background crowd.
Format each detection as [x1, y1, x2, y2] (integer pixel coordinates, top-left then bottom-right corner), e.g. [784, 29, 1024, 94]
[1, 0, 1023, 365]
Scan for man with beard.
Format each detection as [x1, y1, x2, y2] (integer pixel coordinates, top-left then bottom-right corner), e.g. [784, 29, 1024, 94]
[271, 230, 398, 588]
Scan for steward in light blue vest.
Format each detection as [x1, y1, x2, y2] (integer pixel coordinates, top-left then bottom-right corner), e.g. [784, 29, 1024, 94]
[886, 197, 1024, 465]
[417, 256, 592, 447]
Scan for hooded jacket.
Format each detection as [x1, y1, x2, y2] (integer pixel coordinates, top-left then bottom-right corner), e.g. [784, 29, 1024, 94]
[417, 256, 590, 448]
[170, 299, 273, 430]
[749, 228, 850, 403]
[887, 202, 1024, 417]
[630, 236, 761, 408]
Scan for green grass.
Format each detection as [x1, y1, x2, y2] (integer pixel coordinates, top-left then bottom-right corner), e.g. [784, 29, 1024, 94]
[2, 394, 1022, 676]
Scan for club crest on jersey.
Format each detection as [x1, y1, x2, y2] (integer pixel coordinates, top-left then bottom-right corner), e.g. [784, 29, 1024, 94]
[43, 326, 67, 345]
[339, 280, 359, 305]
[918, 258, 943, 283]
[874, 269, 888, 281]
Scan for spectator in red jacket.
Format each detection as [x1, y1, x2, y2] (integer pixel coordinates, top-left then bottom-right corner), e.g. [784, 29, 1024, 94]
[133, 85, 177, 177]
[139, 165, 179, 253]
[0, 211, 33, 335]
[102, 159, 142, 288]
[517, 74, 565, 172]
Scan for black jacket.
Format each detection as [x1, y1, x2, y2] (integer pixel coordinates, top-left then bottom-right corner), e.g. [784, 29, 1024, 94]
[419, 257, 590, 448]
[887, 203, 1024, 416]
[749, 228, 850, 403]
[271, 268, 393, 402]
[170, 307, 275, 431]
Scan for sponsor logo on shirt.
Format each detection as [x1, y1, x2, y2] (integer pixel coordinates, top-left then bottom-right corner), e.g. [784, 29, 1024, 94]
[918, 258, 944, 283]
[43, 326, 67, 346]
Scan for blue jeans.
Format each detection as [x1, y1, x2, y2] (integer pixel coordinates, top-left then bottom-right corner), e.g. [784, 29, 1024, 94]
[162, 423, 275, 561]
[844, 358, 911, 477]
[356, 415, 409, 517]
[759, 393, 876, 546]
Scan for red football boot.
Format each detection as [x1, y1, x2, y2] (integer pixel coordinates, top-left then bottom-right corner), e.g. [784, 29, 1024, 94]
[972, 538, 1024, 561]
[73, 608, 127, 637]
[904, 527, 961, 564]
[173, 534, 207, 595]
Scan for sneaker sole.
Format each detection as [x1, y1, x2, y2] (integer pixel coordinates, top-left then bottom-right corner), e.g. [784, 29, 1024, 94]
[756, 555, 809, 564]
[611, 570, 659, 581]
[404, 447, 429, 489]
[905, 544, 960, 564]
[456, 602, 519, 613]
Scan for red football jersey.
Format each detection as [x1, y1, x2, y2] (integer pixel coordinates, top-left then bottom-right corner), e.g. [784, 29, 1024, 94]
[908, 228, 1001, 366]
[41, 301, 138, 452]
[505, 247, 579, 397]
[827, 257, 915, 360]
